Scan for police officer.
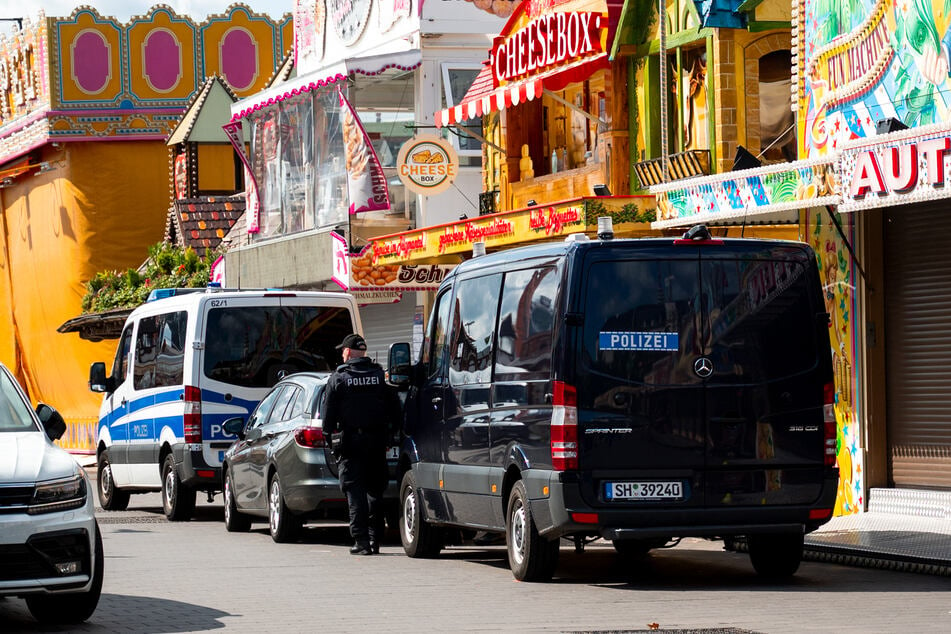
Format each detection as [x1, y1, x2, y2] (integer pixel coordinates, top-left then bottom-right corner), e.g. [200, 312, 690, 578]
[321, 334, 401, 555]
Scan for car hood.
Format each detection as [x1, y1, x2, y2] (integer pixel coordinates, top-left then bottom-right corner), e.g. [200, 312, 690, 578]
[0, 432, 79, 483]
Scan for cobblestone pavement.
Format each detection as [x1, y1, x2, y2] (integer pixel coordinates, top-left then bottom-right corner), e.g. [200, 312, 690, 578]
[2, 482, 950, 633]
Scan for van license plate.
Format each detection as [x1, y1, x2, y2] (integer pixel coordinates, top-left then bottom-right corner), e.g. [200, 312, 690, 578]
[605, 481, 683, 500]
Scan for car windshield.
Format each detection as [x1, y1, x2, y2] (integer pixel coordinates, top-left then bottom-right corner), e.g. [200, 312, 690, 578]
[0, 367, 40, 433]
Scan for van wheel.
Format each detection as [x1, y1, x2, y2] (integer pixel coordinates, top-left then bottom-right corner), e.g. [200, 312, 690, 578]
[27, 523, 103, 623]
[747, 532, 804, 578]
[268, 473, 302, 543]
[507, 481, 559, 582]
[399, 470, 443, 558]
[162, 454, 195, 521]
[223, 468, 252, 532]
[97, 450, 130, 511]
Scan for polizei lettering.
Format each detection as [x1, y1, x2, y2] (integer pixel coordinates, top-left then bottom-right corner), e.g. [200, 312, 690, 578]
[347, 376, 380, 386]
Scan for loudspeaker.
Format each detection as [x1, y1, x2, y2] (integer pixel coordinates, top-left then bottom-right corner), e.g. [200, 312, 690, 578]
[732, 145, 761, 172]
[876, 118, 908, 134]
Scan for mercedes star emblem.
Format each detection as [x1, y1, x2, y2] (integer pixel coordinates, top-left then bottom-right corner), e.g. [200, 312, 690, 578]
[694, 357, 713, 378]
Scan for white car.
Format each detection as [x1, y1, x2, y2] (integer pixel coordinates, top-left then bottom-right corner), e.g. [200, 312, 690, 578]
[0, 362, 103, 624]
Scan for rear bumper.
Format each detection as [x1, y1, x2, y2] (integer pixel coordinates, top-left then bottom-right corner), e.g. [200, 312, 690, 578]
[173, 445, 221, 491]
[535, 471, 839, 540]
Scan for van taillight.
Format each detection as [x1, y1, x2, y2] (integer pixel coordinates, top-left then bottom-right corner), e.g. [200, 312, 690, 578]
[184, 385, 202, 444]
[551, 381, 578, 471]
[294, 427, 326, 448]
[823, 382, 836, 467]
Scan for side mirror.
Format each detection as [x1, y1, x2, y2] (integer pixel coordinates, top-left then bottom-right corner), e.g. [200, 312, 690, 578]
[89, 362, 109, 393]
[387, 342, 412, 388]
[36, 403, 67, 441]
[222, 417, 246, 440]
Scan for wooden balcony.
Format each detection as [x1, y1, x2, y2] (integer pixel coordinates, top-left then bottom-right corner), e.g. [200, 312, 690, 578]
[634, 149, 711, 189]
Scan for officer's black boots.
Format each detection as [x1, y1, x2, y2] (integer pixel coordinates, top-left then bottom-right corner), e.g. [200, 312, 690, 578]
[350, 542, 373, 556]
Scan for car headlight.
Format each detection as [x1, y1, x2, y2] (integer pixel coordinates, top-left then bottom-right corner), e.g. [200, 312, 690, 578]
[29, 470, 87, 515]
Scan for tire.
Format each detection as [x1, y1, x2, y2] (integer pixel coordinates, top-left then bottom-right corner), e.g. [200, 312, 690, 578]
[507, 481, 559, 582]
[27, 523, 103, 624]
[223, 468, 252, 532]
[747, 532, 804, 579]
[268, 473, 302, 543]
[97, 449, 130, 511]
[399, 470, 443, 558]
[162, 453, 196, 521]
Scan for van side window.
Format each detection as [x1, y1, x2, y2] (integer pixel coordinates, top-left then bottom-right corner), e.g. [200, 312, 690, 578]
[495, 267, 557, 381]
[112, 326, 133, 388]
[449, 274, 502, 386]
[133, 312, 187, 390]
[423, 290, 453, 379]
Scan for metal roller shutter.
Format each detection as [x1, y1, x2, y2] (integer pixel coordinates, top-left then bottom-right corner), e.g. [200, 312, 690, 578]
[359, 299, 417, 369]
[884, 203, 951, 488]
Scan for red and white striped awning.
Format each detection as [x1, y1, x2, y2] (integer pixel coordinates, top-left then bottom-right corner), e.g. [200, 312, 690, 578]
[435, 52, 609, 128]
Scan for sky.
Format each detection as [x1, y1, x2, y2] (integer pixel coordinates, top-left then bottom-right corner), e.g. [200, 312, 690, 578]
[5, 1, 294, 29]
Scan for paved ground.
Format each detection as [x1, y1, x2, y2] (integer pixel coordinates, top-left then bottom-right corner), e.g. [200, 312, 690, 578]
[2, 482, 950, 634]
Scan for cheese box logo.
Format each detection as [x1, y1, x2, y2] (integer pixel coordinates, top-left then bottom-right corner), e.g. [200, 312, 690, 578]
[397, 134, 459, 196]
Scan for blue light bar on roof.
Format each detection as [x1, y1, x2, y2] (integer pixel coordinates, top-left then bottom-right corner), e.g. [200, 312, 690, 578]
[147, 288, 178, 302]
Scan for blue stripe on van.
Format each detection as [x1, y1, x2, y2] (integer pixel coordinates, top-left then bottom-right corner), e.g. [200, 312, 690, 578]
[99, 388, 263, 442]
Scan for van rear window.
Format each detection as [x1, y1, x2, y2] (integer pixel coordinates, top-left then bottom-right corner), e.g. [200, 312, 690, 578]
[204, 306, 352, 388]
[582, 257, 820, 385]
[582, 259, 700, 386]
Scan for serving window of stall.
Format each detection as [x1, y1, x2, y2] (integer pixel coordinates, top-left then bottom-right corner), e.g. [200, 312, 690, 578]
[349, 68, 417, 219]
[442, 64, 484, 169]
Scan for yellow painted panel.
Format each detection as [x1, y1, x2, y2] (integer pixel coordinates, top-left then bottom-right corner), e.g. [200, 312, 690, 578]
[198, 144, 236, 191]
[203, 11, 277, 97]
[128, 13, 198, 101]
[58, 13, 123, 104]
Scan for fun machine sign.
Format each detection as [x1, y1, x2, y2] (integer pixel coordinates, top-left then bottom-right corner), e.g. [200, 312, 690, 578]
[797, 0, 951, 159]
[839, 123, 951, 212]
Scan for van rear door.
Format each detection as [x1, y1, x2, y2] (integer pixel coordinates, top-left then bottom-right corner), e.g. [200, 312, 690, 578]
[700, 246, 829, 507]
[575, 246, 706, 509]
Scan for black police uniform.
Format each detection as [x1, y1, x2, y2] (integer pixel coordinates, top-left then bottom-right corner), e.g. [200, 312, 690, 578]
[321, 355, 401, 554]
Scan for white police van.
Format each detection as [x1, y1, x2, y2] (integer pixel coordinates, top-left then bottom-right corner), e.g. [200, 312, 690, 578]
[89, 287, 361, 520]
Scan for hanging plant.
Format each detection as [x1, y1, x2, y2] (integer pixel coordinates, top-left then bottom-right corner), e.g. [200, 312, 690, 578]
[81, 242, 220, 314]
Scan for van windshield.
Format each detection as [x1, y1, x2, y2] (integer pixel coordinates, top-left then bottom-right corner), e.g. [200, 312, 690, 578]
[203, 306, 353, 388]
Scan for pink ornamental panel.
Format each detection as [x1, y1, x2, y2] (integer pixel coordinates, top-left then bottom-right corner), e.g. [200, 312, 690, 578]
[221, 28, 257, 91]
[143, 30, 182, 92]
[72, 31, 111, 94]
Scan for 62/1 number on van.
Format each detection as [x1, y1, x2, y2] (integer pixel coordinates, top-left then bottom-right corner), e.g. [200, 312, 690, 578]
[605, 481, 684, 500]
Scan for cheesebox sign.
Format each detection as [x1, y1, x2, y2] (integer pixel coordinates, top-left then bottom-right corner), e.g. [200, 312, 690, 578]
[397, 134, 459, 195]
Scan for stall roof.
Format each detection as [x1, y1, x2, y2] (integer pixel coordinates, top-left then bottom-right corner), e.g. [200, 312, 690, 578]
[230, 49, 422, 121]
[435, 53, 608, 127]
[167, 76, 238, 145]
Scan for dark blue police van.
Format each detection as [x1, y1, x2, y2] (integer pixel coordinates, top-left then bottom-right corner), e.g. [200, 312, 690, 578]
[387, 224, 838, 582]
